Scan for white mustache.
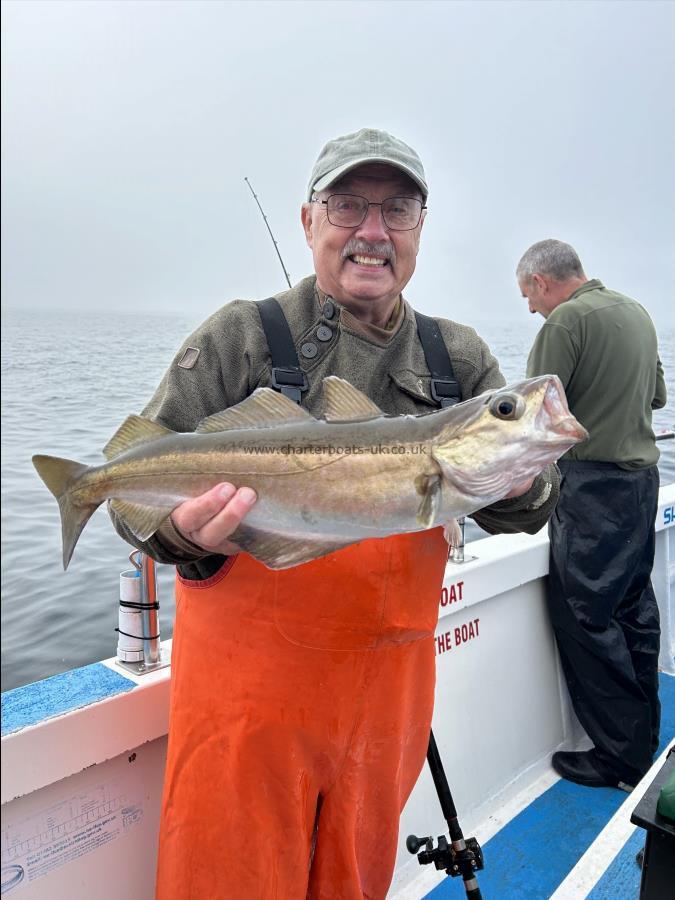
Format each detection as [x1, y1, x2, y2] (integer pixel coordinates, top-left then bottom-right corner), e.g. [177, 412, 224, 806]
[342, 240, 396, 263]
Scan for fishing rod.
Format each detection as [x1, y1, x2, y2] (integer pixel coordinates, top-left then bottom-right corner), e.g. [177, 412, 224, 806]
[244, 177, 292, 289]
[407, 730, 484, 898]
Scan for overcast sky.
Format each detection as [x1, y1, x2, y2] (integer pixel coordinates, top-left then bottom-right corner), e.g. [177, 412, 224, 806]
[2, 0, 674, 333]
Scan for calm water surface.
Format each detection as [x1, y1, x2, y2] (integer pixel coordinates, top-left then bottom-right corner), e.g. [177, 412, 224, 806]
[2, 308, 674, 691]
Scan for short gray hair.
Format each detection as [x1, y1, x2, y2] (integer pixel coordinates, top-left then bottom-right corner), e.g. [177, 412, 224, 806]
[516, 239, 585, 283]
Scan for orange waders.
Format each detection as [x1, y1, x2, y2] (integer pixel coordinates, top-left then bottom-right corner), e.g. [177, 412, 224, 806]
[156, 528, 448, 900]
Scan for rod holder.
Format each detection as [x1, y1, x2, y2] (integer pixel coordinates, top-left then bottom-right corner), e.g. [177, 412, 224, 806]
[116, 551, 169, 675]
[449, 518, 476, 565]
[139, 552, 160, 666]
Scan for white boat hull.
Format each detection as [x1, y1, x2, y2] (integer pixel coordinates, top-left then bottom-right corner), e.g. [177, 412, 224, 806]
[2, 484, 673, 899]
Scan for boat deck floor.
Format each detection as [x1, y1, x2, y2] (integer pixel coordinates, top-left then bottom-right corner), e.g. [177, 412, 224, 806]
[419, 673, 674, 900]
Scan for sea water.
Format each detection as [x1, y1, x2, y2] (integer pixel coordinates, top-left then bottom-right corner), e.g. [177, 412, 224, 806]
[2, 308, 673, 691]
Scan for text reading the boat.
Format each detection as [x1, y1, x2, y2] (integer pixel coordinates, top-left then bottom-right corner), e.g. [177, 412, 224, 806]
[435, 618, 480, 656]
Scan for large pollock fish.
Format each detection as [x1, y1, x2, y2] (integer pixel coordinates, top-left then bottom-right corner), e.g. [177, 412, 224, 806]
[33, 375, 587, 570]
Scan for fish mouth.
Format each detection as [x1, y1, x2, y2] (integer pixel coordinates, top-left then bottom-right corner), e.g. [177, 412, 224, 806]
[539, 377, 588, 443]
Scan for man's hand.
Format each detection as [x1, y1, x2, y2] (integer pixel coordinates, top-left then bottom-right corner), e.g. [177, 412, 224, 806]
[171, 483, 257, 555]
[504, 477, 536, 499]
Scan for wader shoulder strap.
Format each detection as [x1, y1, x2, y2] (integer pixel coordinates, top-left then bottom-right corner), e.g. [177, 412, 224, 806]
[257, 298, 308, 404]
[414, 311, 462, 407]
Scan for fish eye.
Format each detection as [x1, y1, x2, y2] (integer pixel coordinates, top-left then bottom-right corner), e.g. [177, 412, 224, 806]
[489, 393, 525, 420]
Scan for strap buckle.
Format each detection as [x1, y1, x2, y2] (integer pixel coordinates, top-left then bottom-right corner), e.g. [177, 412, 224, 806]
[430, 378, 461, 408]
[271, 367, 309, 405]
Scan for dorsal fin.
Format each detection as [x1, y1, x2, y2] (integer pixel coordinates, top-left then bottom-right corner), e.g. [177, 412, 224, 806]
[195, 388, 313, 433]
[103, 415, 173, 460]
[322, 377, 384, 422]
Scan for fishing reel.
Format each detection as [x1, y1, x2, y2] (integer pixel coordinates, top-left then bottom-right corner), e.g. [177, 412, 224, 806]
[406, 831, 484, 880]
[409, 730, 485, 897]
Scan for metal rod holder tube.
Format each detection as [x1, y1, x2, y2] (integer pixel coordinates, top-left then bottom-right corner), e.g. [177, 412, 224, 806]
[450, 517, 466, 564]
[140, 553, 160, 666]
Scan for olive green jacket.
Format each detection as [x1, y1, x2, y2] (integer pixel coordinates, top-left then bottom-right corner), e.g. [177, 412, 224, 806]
[527, 279, 667, 468]
[112, 276, 559, 578]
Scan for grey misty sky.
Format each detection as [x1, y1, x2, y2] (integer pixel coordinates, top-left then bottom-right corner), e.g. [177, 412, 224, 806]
[2, 0, 674, 337]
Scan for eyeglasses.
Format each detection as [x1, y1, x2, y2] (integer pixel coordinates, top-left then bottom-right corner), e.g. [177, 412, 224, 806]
[311, 194, 426, 231]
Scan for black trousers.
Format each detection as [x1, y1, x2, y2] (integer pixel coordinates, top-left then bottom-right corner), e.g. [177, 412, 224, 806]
[548, 460, 661, 784]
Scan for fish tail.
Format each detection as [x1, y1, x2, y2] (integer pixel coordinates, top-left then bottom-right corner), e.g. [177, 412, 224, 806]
[32, 454, 99, 570]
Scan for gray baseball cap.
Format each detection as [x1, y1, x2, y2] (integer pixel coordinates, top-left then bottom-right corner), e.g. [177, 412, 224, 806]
[307, 128, 428, 201]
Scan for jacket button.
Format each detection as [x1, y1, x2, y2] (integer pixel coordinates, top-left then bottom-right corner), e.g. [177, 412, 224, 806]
[316, 325, 333, 342]
[323, 300, 336, 319]
[301, 342, 318, 359]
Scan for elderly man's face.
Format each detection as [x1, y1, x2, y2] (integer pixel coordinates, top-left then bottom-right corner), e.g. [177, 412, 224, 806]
[301, 164, 425, 316]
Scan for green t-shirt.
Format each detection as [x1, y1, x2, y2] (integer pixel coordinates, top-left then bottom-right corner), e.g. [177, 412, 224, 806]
[526, 280, 667, 468]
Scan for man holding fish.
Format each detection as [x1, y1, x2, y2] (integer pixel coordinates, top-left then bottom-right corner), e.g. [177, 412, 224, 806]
[35, 129, 583, 898]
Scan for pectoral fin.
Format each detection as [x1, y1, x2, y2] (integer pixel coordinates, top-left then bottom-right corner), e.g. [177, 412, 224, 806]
[415, 473, 442, 528]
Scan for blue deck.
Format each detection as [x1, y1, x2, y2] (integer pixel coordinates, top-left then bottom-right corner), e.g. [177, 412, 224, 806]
[425, 673, 675, 899]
